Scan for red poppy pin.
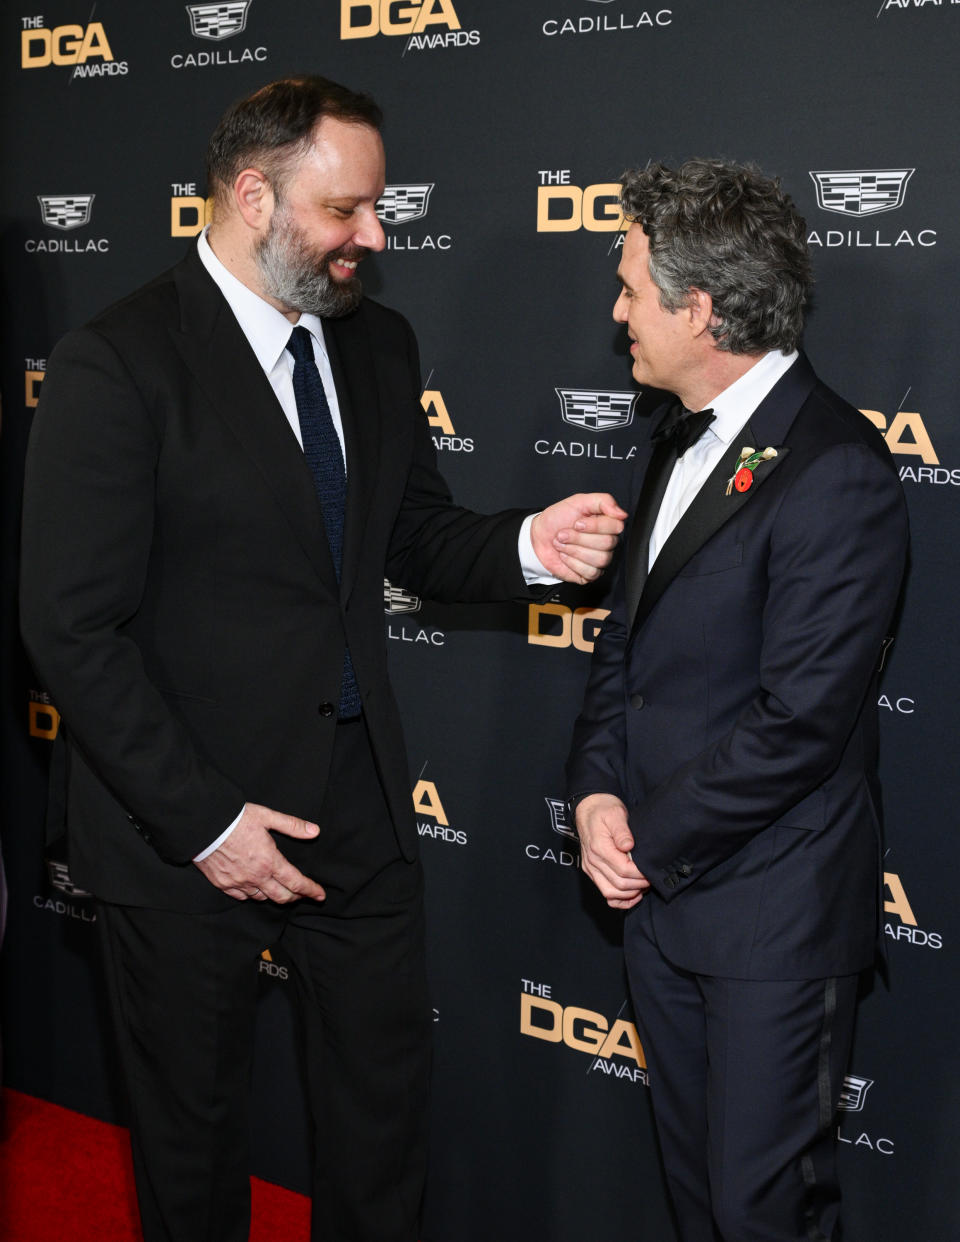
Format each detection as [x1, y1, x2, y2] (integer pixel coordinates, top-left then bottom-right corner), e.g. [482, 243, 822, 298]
[725, 446, 778, 496]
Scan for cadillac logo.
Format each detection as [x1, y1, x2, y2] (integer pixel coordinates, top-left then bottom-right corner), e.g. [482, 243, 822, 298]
[809, 169, 914, 218]
[186, 1, 252, 41]
[376, 184, 435, 225]
[37, 195, 95, 230]
[556, 388, 637, 432]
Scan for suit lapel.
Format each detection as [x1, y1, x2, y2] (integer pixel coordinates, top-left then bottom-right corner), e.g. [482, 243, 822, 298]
[631, 354, 817, 634]
[625, 439, 675, 629]
[170, 247, 337, 587]
[324, 310, 380, 603]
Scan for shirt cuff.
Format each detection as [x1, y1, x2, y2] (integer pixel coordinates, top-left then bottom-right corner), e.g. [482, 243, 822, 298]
[518, 513, 560, 586]
[193, 804, 246, 861]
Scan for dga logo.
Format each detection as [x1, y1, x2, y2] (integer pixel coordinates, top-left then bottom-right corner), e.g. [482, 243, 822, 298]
[839, 1074, 874, 1113]
[421, 380, 472, 452]
[526, 798, 580, 868]
[25, 359, 45, 409]
[808, 168, 935, 249]
[28, 690, 60, 739]
[883, 868, 943, 949]
[537, 172, 626, 234]
[258, 949, 289, 980]
[413, 771, 466, 845]
[542, 5, 673, 37]
[836, 1071, 893, 1157]
[810, 170, 914, 217]
[384, 579, 422, 614]
[557, 388, 637, 432]
[20, 17, 127, 75]
[37, 195, 94, 230]
[186, 1, 252, 40]
[528, 598, 609, 652]
[377, 184, 451, 252]
[377, 184, 433, 224]
[520, 981, 648, 1085]
[341, 0, 479, 49]
[173, 0, 267, 67]
[861, 403, 959, 486]
[170, 185, 213, 237]
[27, 196, 108, 255]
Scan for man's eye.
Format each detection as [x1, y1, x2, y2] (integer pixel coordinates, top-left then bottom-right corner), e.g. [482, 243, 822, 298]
[330, 206, 355, 218]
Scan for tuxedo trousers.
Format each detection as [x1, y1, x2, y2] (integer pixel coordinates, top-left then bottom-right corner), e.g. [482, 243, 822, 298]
[97, 718, 431, 1242]
[625, 897, 859, 1242]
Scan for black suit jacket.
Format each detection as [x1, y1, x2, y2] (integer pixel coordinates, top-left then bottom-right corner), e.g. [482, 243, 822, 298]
[21, 244, 530, 912]
[567, 355, 909, 980]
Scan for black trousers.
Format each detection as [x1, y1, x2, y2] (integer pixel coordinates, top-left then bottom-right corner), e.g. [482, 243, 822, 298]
[625, 897, 859, 1242]
[97, 719, 431, 1242]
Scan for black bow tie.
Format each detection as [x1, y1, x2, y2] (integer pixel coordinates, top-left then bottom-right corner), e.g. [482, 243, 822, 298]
[652, 401, 716, 458]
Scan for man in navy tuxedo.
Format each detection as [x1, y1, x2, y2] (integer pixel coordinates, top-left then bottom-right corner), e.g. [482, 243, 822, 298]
[567, 159, 908, 1242]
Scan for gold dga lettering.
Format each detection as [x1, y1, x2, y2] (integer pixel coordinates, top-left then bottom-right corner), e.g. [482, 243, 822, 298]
[528, 602, 573, 648]
[561, 1006, 607, 1054]
[21, 29, 52, 67]
[413, 0, 461, 33]
[421, 390, 454, 435]
[537, 185, 582, 232]
[599, 1019, 646, 1066]
[77, 22, 114, 63]
[860, 409, 938, 465]
[571, 607, 609, 653]
[412, 779, 449, 825]
[582, 183, 626, 233]
[25, 371, 45, 408]
[520, 993, 562, 1041]
[883, 872, 917, 927]
[171, 196, 214, 238]
[29, 700, 61, 740]
[382, 0, 420, 34]
[341, 0, 378, 38]
[884, 412, 938, 465]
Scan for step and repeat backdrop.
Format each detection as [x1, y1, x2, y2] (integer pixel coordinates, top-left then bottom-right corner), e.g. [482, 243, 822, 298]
[1, 2, 958, 1240]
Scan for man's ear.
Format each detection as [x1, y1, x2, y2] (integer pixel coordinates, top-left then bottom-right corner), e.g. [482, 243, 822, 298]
[233, 168, 274, 232]
[686, 286, 716, 339]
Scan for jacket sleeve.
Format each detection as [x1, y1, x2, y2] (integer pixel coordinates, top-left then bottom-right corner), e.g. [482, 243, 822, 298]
[20, 327, 244, 864]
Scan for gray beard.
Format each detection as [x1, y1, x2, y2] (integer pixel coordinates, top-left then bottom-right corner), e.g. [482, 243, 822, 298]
[254, 207, 363, 318]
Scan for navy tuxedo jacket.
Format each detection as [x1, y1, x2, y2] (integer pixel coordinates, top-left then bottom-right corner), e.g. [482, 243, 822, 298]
[21, 244, 530, 912]
[567, 355, 908, 980]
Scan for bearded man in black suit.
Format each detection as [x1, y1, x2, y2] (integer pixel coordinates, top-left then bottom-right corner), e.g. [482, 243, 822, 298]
[20, 76, 626, 1242]
[567, 159, 908, 1242]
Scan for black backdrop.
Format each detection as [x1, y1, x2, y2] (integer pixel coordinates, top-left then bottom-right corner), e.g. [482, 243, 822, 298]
[2, 2, 959, 1239]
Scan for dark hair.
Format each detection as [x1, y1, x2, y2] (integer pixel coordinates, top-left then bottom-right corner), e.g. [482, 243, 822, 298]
[620, 159, 812, 354]
[206, 75, 382, 204]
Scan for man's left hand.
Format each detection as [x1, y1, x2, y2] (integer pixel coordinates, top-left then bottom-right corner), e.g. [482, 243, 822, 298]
[531, 493, 627, 584]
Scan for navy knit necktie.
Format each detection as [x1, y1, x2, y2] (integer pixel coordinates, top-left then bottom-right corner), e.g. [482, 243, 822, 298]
[286, 325, 361, 719]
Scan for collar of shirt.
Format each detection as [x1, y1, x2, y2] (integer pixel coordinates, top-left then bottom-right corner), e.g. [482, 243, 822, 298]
[196, 226, 329, 375]
[695, 348, 799, 449]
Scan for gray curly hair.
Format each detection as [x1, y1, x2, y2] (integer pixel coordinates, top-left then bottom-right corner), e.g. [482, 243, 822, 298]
[620, 159, 812, 355]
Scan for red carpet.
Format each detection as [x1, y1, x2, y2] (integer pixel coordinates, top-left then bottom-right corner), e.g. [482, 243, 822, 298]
[0, 1088, 310, 1241]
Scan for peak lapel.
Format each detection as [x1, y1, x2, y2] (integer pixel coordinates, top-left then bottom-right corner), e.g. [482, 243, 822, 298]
[631, 354, 816, 635]
[170, 250, 336, 586]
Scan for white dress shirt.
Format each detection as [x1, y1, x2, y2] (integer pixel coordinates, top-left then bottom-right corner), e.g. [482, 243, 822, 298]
[647, 350, 798, 570]
[194, 229, 554, 858]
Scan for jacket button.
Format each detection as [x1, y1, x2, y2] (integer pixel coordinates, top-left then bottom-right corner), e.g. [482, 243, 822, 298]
[678, 863, 692, 877]
[318, 702, 335, 717]
[630, 694, 644, 710]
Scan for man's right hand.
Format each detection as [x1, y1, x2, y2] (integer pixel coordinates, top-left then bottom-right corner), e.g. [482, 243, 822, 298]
[193, 803, 326, 903]
[575, 794, 649, 910]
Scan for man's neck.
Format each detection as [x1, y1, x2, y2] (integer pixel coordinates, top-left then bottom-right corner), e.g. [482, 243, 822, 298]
[206, 222, 299, 323]
[679, 350, 766, 412]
